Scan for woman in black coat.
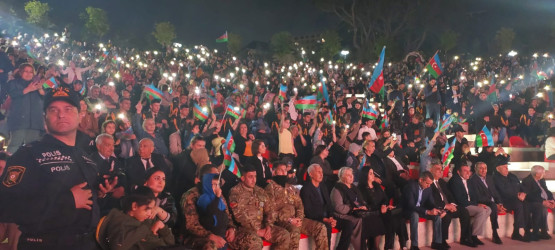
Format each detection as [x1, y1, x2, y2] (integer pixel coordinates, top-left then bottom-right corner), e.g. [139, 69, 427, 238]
[245, 139, 272, 188]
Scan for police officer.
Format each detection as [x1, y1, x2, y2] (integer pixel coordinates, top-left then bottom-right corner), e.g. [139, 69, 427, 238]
[0, 87, 116, 249]
[265, 162, 328, 250]
[228, 164, 291, 250]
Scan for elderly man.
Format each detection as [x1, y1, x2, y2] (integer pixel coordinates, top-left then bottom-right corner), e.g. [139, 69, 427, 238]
[265, 162, 328, 249]
[91, 133, 126, 215]
[492, 157, 529, 242]
[133, 102, 169, 156]
[125, 138, 170, 190]
[521, 165, 555, 240]
[402, 171, 446, 250]
[300, 164, 354, 250]
[448, 164, 491, 246]
[229, 164, 291, 249]
[469, 161, 505, 244]
[429, 163, 473, 248]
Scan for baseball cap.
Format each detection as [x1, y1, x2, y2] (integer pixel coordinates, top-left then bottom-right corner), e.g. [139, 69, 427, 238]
[43, 87, 81, 111]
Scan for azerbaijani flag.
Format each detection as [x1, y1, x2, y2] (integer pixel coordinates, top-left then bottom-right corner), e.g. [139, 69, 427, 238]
[362, 102, 379, 120]
[79, 83, 87, 96]
[99, 51, 109, 60]
[278, 84, 287, 101]
[295, 96, 318, 110]
[144, 84, 163, 100]
[475, 125, 494, 148]
[225, 152, 241, 177]
[435, 114, 454, 133]
[42, 77, 57, 89]
[225, 105, 242, 119]
[193, 103, 209, 121]
[216, 31, 228, 43]
[324, 110, 334, 125]
[442, 139, 456, 167]
[358, 155, 366, 170]
[537, 71, 548, 80]
[317, 81, 330, 105]
[426, 53, 443, 78]
[368, 46, 386, 93]
[379, 112, 389, 129]
[223, 130, 236, 153]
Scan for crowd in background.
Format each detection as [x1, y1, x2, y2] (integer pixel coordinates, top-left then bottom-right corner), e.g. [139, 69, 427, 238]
[0, 30, 555, 250]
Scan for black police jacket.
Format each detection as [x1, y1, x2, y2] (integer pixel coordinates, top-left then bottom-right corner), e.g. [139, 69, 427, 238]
[0, 134, 99, 234]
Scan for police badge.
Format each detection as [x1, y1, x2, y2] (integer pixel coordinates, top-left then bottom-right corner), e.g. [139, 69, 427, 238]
[2, 166, 26, 187]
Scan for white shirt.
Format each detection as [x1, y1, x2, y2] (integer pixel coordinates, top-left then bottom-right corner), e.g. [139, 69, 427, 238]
[141, 158, 153, 170]
[388, 156, 404, 171]
[462, 179, 470, 201]
[358, 125, 377, 141]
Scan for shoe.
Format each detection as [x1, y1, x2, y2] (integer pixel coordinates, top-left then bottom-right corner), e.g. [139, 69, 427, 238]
[472, 236, 484, 245]
[410, 246, 420, 250]
[527, 232, 540, 241]
[511, 233, 530, 242]
[431, 242, 445, 250]
[460, 238, 477, 248]
[442, 240, 451, 249]
[492, 234, 503, 244]
[539, 232, 552, 240]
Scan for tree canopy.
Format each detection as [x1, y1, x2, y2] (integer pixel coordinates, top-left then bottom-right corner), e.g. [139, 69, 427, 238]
[24, 0, 50, 28]
[153, 22, 176, 46]
[81, 7, 110, 40]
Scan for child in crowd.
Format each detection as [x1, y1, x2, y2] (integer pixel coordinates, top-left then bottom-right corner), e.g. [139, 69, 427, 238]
[196, 173, 229, 250]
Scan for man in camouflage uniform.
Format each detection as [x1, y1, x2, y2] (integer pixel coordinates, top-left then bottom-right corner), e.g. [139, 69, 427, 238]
[181, 164, 237, 249]
[229, 164, 291, 250]
[265, 162, 329, 250]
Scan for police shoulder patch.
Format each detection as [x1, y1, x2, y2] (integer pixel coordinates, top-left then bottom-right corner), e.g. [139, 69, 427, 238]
[2, 166, 26, 187]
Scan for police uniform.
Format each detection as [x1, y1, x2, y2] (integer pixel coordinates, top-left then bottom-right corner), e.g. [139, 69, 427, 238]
[0, 87, 100, 250]
[180, 187, 236, 249]
[229, 181, 291, 250]
[265, 179, 328, 250]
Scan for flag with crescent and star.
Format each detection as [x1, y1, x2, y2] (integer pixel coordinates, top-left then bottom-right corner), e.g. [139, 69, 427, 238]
[426, 53, 443, 78]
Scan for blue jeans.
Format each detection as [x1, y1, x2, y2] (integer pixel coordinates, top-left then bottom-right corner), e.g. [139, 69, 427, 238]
[498, 127, 507, 145]
[426, 103, 441, 123]
[409, 211, 442, 247]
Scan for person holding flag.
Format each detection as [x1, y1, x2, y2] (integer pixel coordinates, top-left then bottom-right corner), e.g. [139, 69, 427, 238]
[424, 78, 442, 123]
[447, 125, 469, 173]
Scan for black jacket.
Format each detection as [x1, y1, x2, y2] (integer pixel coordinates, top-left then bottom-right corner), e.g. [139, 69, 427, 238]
[430, 178, 456, 209]
[125, 153, 170, 190]
[448, 174, 479, 207]
[402, 180, 435, 217]
[246, 156, 272, 188]
[521, 174, 554, 203]
[469, 174, 502, 206]
[300, 181, 334, 222]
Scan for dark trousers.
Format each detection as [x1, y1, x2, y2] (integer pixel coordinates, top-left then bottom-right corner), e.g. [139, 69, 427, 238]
[442, 207, 471, 241]
[486, 202, 499, 230]
[326, 217, 353, 250]
[504, 200, 527, 230]
[525, 201, 548, 233]
[383, 212, 407, 249]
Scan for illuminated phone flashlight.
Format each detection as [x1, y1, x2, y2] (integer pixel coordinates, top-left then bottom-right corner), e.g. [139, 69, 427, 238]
[345, 125, 350, 129]
[263, 103, 270, 109]
[233, 107, 240, 111]
[98, 68, 104, 73]
[108, 82, 115, 86]
[255, 81, 259, 85]
[194, 88, 200, 94]
[232, 57, 236, 61]
[293, 87, 298, 92]
[118, 113, 126, 119]
[545, 86, 551, 91]
[153, 51, 158, 55]
[99, 43, 104, 48]
[202, 107, 208, 112]
[333, 121, 336, 125]
[230, 73, 235, 78]
[264, 62, 269, 67]
[239, 84, 244, 89]
[549, 114, 554, 119]
[57, 60, 64, 66]
[95, 104, 102, 111]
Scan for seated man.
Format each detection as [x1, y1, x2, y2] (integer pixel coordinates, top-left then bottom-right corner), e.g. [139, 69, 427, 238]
[429, 162, 473, 248]
[469, 161, 505, 244]
[92, 133, 126, 215]
[265, 162, 328, 250]
[448, 164, 491, 246]
[181, 164, 237, 249]
[125, 138, 170, 190]
[300, 164, 354, 250]
[492, 157, 529, 242]
[402, 171, 446, 250]
[228, 164, 291, 249]
[521, 165, 555, 240]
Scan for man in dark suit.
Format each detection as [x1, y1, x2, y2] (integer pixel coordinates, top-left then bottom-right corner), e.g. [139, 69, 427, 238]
[402, 171, 446, 250]
[92, 133, 126, 215]
[492, 157, 529, 242]
[448, 125, 469, 173]
[521, 165, 555, 240]
[469, 161, 505, 244]
[125, 138, 170, 190]
[383, 147, 410, 190]
[429, 163, 474, 248]
[300, 163, 353, 250]
[448, 165, 491, 246]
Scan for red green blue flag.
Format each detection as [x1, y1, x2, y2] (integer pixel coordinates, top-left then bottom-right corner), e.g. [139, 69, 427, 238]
[193, 103, 209, 121]
[224, 130, 236, 153]
[442, 139, 456, 167]
[324, 110, 334, 125]
[144, 84, 163, 100]
[295, 96, 318, 110]
[99, 51, 109, 60]
[475, 125, 494, 148]
[317, 81, 330, 105]
[426, 53, 443, 78]
[435, 114, 454, 133]
[279, 84, 287, 101]
[224, 150, 241, 177]
[379, 112, 389, 129]
[225, 105, 242, 119]
[216, 31, 228, 43]
[368, 46, 386, 93]
[42, 77, 57, 89]
[358, 155, 366, 170]
[362, 101, 379, 120]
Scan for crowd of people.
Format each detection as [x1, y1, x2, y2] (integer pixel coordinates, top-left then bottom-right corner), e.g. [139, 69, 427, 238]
[0, 29, 554, 250]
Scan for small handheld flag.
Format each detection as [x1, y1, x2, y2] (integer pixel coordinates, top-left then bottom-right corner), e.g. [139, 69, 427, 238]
[358, 155, 367, 170]
[42, 77, 58, 89]
[193, 103, 209, 121]
[475, 125, 494, 148]
[223, 130, 236, 153]
[362, 102, 379, 120]
[216, 31, 228, 43]
[426, 53, 443, 78]
[143, 84, 164, 100]
[225, 105, 242, 119]
[442, 139, 456, 167]
[278, 84, 287, 101]
[295, 96, 318, 110]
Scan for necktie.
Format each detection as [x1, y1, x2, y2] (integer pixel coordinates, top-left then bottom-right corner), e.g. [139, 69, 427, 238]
[435, 180, 446, 202]
[143, 158, 152, 170]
